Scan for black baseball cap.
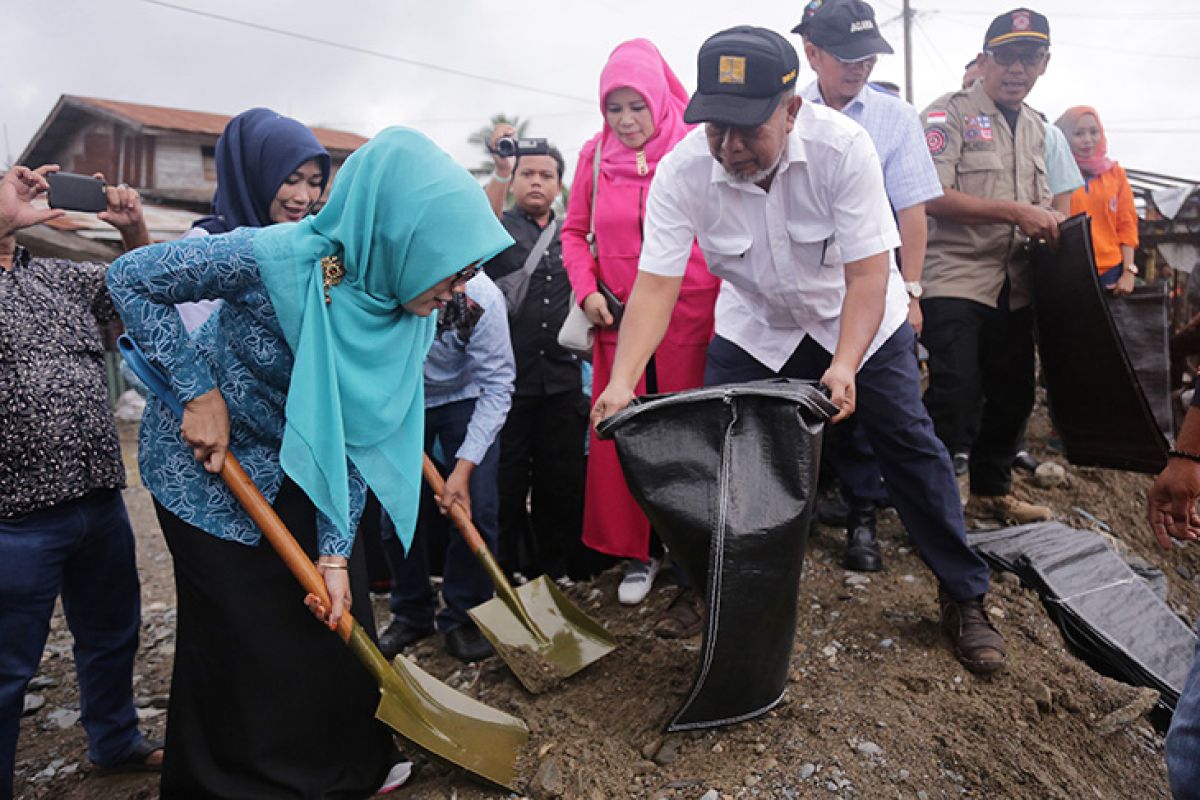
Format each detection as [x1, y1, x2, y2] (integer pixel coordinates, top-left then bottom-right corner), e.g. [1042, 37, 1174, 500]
[792, 0, 828, 37]
[684, 27, 800, 127]
[799, 0, 894, 61]
[984, 8, 1050, 49]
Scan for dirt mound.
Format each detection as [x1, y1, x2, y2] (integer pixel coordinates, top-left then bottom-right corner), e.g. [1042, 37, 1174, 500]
[14, 416, 1198, 799]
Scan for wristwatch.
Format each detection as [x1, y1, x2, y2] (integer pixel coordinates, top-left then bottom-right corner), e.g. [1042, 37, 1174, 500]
[904, 280, 924, 299]
[1126, 264, 1139, 276]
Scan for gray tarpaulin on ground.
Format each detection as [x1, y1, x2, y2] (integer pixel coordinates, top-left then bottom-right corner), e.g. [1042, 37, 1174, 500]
[968, 522, 1196, 710]
[596, 379, 836, 731]
[1030, 214, 1170, 473]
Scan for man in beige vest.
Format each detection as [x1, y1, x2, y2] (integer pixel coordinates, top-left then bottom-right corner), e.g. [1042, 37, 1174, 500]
[920, 7, 1062, 524]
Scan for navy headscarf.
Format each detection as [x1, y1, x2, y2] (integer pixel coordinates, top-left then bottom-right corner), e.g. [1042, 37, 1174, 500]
[194, 108, 331, 234]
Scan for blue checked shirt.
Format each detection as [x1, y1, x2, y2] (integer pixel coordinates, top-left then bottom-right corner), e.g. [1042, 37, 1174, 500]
[801, 81, 943, 212]
[423, 272, 515, 465]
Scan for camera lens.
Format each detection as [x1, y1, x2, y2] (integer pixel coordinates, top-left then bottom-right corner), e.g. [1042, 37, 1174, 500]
[494, 137, 518, 158]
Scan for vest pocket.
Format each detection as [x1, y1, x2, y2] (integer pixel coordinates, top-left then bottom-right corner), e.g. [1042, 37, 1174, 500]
[957, 151, 1003, 198]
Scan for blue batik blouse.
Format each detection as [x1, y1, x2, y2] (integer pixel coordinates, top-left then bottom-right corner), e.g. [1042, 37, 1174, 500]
[107, 227, 365, 557]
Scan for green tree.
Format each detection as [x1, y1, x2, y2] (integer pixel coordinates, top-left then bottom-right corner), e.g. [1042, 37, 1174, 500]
[467, 114, 529, 177]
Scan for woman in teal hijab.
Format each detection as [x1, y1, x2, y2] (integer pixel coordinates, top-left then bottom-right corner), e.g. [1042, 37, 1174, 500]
[108, 127, 512, 798]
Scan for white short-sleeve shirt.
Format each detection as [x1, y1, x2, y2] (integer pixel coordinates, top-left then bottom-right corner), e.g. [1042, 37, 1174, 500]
[639, 101, 905, 372]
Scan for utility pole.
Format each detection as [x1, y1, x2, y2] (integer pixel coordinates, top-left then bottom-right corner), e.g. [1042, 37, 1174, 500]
[903, 0, 914, 104]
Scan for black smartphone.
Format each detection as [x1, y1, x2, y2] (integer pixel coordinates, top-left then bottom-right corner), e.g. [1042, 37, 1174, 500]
[598, 280, 625, 327]
[47, 173, 107, 213]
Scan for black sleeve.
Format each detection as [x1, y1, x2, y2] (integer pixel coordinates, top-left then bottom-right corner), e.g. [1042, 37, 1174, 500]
[482, 241, 522, 281]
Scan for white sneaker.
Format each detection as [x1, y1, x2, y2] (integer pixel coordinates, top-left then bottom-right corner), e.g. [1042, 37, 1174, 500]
[377, 760, 413, 794]
[618, 558, 660, 606]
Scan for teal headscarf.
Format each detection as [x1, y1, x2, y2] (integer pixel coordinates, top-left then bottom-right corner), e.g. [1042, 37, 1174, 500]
[252, 127, 513, 552]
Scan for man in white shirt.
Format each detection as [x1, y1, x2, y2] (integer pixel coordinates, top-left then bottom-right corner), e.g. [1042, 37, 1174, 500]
[591, 26, 1007, 674]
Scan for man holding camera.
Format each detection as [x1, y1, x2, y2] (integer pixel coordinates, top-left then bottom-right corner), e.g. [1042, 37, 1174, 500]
[482, 125, 597, 582]
[0, 165, 161, 795]
[591, 27, 1006, 676]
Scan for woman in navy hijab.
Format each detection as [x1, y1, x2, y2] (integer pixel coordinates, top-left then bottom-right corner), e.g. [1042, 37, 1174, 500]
[179, 108, 331, 331]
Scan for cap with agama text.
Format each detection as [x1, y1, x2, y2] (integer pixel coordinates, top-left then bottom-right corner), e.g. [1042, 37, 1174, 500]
[799, 0, 894, 61]
[684, 26, 800, 127]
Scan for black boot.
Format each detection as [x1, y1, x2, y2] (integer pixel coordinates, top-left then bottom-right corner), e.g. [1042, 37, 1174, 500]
[843, 504, 882, 572]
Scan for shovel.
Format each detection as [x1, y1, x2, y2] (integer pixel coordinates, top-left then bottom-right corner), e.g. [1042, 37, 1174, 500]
[421, 455, 617, 693]
[118, 335, 529, 790]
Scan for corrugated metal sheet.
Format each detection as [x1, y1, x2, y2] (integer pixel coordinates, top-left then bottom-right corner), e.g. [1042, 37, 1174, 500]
[67, 95, 368, 154]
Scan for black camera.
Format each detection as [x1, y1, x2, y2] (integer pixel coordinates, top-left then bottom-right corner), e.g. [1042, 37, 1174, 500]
[492, 137, 550, 158]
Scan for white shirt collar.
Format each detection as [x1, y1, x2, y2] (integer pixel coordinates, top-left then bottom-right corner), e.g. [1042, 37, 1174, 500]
[707, 104, 811, 189]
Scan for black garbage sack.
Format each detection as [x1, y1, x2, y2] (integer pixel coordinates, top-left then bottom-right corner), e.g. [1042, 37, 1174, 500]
[967, 522, 1196, 711]
[596, 379, 836, 731]
[1105, 283, 1174, 439]
[1030, 214, 1170, 473]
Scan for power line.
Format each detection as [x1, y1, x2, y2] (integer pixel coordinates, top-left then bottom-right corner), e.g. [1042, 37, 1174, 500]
[926, 8, 1200, 60]
[140, 0, 594, 105]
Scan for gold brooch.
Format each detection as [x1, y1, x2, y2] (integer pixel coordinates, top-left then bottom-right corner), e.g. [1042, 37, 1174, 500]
[635, 149, 649, 176]
[321, 255, 345, 304]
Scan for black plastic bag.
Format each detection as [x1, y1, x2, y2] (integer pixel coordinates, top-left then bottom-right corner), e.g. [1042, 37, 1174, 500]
[968, 522, 1196, 711]
[1030, 215, 1170, 473]
[597, 379, 836, 730]
[1105, 284, 1173, 438]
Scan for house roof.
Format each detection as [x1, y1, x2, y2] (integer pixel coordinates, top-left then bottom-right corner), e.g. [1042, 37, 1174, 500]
[19, 95, 368, 165]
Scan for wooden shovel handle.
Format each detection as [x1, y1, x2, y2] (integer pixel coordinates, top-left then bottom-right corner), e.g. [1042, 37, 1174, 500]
[221, 453, 354, 643]
[421, 454, 488, 556]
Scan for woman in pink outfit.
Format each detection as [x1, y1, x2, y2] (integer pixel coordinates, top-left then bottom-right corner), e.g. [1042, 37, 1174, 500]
[562, 39, 719, 607]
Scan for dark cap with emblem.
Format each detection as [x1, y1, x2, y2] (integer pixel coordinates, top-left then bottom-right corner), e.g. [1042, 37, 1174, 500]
[796, 0, 894, 61]
[984, 7, 1050, 49]
[684, 26, 801, 127]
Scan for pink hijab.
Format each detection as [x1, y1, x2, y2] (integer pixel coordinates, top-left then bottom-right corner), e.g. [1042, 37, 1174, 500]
[1055, 105, 1115, 177]
[597, 39, 691, 182]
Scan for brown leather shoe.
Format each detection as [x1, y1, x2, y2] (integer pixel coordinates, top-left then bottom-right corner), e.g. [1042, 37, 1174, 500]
[938, 589, 1007, 675]
[654, 589, 705, 639]
[965, 493, 1052, 525]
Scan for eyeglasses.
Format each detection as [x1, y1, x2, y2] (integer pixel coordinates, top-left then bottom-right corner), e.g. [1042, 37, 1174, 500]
[985, 47, 1048, 67]
[450, 261, 482, 287]
[833, 54, 878, 69]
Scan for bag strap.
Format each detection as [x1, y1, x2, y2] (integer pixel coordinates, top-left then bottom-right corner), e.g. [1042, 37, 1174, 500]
[522, 219, 558, 279]
[497, 218, 558, 316]
[585, 143, 601, 257]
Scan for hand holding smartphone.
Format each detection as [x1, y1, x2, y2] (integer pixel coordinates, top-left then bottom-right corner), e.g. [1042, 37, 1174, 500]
[47, 173, 109, 212]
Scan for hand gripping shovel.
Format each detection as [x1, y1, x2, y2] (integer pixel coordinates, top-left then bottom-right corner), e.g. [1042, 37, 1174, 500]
[118, 336, 529, 790]
[421, 455, 617, 693]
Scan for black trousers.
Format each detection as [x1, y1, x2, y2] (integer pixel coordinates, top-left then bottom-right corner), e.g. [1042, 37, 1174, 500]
[154, 481, 392, 799]
[921, 296, 1036, 497]
[497, 390, 604, 580]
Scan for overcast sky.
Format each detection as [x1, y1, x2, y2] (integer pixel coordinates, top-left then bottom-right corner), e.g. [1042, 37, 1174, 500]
[5, 0, 1199, 187]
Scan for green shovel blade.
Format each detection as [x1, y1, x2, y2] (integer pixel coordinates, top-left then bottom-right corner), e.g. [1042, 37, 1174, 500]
[348, 623, 528, 790]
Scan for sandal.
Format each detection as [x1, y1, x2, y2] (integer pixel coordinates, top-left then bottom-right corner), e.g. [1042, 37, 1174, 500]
[654, 589, 705, 639]
[93, 737, 163, 776]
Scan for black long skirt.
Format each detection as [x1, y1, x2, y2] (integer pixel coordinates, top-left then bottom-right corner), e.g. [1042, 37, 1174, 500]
[154, 479, 393, 799]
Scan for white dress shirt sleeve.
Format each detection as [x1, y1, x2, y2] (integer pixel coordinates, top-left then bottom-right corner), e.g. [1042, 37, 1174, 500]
[830, 131, 901, 264]
[637, 154, 698, 278]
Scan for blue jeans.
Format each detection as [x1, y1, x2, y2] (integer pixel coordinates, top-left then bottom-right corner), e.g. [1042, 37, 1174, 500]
[0, 489, 145, 798]
[382, 399, 500, 632]
[704, 325, 991, 601]
[1168, 624, 1200, 800]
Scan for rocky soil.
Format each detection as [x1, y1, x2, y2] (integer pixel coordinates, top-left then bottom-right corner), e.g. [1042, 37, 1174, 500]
[14, 409, 1198, 800]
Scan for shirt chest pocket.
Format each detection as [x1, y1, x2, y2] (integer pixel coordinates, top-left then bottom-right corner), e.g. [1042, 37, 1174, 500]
[786, 221, 840, 268]
[696, 233, 753, 281]
[956, 151, 1004, 199]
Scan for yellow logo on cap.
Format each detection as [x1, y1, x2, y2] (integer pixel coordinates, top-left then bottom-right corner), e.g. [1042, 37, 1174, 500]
[718, 55, 746, 85]
[781, 69, 797, 85]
